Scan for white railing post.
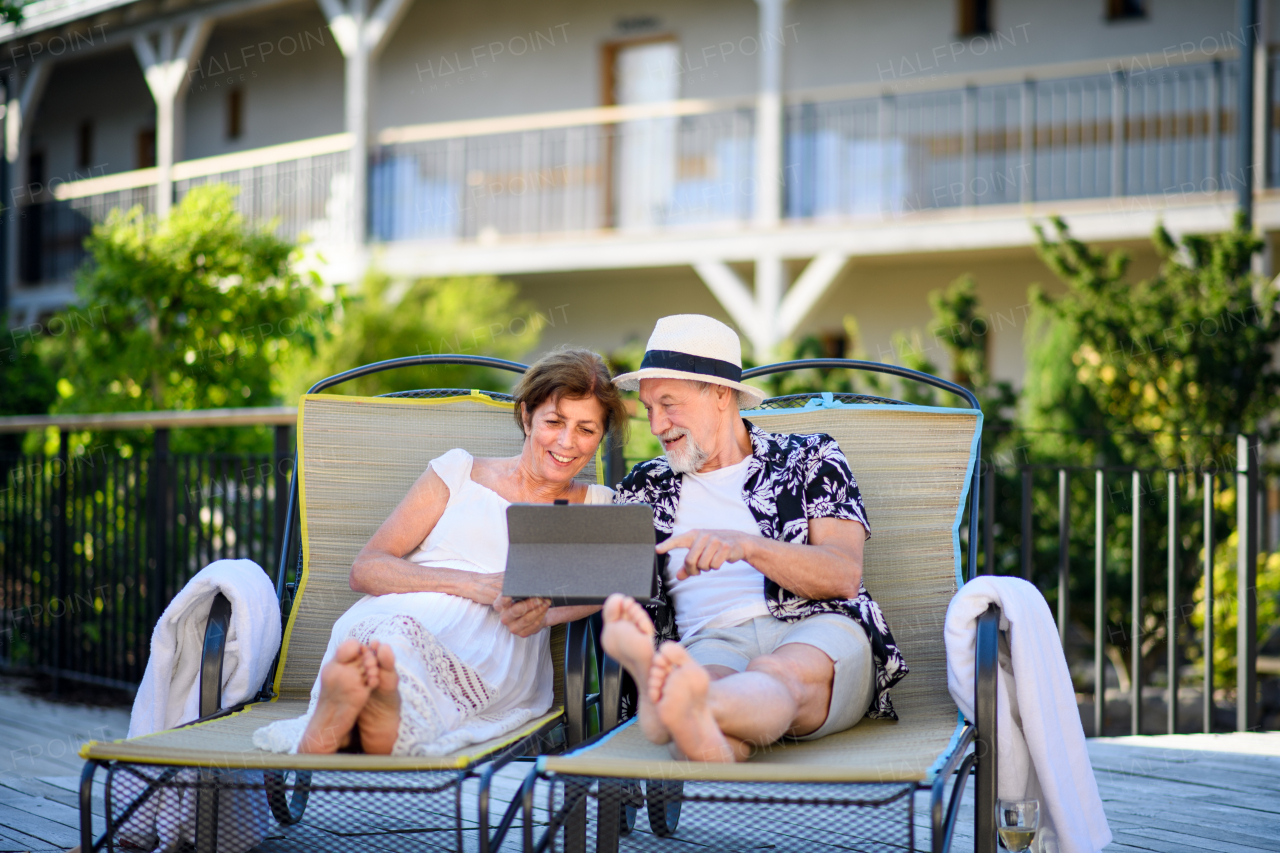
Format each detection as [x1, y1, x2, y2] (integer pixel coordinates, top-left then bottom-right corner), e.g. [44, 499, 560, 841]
[1111, 69, 1127, 197]
[962, 85, 977, 207]
[1020, 79, 1035, 204]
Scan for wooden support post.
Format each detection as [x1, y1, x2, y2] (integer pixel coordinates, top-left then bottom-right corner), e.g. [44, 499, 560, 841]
[5, 61, 49, 289]
[133, 20, 212, 218]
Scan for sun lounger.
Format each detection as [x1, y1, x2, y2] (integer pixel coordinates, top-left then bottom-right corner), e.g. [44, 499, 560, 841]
[78, 355, 610, 853]
[523, 358, 1002, 853]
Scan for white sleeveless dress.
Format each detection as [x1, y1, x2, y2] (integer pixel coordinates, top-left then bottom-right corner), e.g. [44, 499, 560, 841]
[253, 448, 614, 756]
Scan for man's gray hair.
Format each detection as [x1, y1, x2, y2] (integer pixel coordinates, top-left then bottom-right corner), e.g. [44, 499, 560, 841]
[694, 380, 756, 411]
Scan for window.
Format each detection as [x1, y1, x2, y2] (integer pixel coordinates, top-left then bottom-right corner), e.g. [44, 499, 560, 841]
[958, 0, 992, 36]
[227, 88, 243, 140]
[76, 121, 93, 170]
[1107, 0, 1146, 20]
[137, 128, 155, 169]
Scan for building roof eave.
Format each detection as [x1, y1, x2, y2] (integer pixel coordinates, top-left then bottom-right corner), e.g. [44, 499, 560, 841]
[0, 0, 137, 44]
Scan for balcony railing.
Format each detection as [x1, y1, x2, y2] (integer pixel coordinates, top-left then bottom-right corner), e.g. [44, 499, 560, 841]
[19, 50, 1250, 284]
[787, 59, 1239, 217]
[30, 135, 352, 284]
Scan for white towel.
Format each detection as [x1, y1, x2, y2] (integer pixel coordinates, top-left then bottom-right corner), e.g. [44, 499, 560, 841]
[128, 558, 282, 737]
[116, 559, 282, 853]
[945, 576, 1111, 853]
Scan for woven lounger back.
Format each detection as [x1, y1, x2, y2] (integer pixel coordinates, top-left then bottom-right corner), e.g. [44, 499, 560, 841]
[275, 392, 600, 704]
[744, 404, 978, 719]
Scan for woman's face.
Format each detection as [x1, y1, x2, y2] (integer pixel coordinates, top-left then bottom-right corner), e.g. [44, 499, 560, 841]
[522, 394, 607, 486]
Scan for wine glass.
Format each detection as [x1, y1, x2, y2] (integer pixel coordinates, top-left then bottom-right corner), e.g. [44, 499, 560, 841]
[996, 798, 1039, 852]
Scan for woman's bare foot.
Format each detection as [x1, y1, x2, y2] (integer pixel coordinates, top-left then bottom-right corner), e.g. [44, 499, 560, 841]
[355, 640, 401, 755]
[600, 594, 669, 745]
[299, 639, 374, 754]
[650, 642, 746, 763]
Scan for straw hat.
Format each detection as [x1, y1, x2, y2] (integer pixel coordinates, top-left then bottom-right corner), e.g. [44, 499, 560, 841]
[612, 314, 766, 407]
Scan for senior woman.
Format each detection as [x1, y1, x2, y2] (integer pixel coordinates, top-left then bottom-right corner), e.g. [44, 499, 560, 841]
[253, 348, 627, 756]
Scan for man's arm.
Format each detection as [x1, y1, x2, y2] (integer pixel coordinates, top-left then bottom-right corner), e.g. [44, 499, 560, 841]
[655, 516, 864, 601]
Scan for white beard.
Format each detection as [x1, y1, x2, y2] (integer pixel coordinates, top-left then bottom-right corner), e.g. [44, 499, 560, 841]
[660, 427, 709, 474]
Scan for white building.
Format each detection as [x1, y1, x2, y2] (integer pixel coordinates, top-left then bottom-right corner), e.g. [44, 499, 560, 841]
[1, 0, 1273, 382]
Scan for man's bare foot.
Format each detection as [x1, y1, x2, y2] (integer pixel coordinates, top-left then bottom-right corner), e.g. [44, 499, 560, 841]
[650, 642, 745, 762]
[299, 639, 374, 754]
[355, 640, 401, 755]
[600, 594, 669, 745]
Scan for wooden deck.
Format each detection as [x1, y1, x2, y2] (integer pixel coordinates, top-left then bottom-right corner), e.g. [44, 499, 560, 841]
[0, 681, 1276, 852]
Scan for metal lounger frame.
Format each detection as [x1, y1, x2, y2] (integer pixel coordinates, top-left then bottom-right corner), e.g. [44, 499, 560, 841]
[523, 357, 1002, 853]
[78, 355, 606, 853]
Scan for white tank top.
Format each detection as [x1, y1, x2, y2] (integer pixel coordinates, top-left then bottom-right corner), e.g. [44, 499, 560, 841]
[665, 455, 770, 639]
[404, 447, 614, 573]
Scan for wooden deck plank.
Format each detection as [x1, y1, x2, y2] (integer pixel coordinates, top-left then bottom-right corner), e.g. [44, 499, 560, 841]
[0, 824, 66, 852]
[0, 802, 81, 848]
[0, 680, 1276, 853]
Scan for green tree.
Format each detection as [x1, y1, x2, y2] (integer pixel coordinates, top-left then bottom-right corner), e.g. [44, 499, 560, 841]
[295, 271, 547, 398]
[1026, 214, 1279, 470]
[0, 0, 32, 24]
[1023, 215, 1280, 699]
[0, 315, 57, 455]
[38, 184, 326, 453]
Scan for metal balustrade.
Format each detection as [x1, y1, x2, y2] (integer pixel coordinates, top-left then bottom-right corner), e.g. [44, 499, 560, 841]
[14, 54, 1259, 284]
[370, 108, 755, 242]
[783, 60, 1241, 217]
[978, 441, 1278, 736]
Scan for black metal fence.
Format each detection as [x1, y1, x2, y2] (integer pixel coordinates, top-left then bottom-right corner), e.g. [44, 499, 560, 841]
[0, 427, 292, 690]
[2, 414, 1275, 740]
[978, 436, 1279, 736]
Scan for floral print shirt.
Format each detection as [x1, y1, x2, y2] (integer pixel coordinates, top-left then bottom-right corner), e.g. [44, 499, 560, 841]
[613, 420, 908, 720]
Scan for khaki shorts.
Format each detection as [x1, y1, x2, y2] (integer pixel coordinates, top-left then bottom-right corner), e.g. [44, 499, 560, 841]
[681, 613, 875, 740]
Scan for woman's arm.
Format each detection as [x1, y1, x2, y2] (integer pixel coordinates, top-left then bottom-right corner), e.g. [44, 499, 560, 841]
[349, 467, 502, 604]
[493, 598, 602, 638]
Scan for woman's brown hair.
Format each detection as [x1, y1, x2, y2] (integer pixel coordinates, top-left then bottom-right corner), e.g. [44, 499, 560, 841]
[512, 347, 629, 445]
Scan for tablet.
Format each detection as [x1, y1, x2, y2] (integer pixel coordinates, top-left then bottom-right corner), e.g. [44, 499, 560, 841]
[502, 503, 656, 606]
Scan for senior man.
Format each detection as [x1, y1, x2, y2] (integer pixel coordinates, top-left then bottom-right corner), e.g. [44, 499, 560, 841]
[601, 314, 906, 762]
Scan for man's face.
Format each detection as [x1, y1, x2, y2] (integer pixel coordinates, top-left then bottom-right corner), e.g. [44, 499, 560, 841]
[637, 378, 729, 474]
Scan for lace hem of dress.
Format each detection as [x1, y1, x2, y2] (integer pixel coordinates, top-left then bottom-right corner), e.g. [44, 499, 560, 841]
[347, 613, 501, 756]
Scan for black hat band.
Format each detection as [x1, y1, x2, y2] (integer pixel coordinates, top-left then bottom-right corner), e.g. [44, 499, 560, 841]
[640, 349, 742, 383]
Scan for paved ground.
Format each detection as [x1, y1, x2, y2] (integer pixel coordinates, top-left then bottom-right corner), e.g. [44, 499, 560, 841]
[0, 679, 1276, 852]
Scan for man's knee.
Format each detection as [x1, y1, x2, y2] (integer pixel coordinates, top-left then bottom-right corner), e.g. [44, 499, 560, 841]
[746, 653, 822, 704]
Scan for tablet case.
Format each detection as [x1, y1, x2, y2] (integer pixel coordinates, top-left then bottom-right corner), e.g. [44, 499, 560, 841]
[502, 503, 656, 605]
